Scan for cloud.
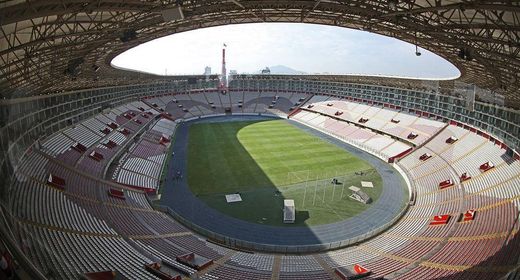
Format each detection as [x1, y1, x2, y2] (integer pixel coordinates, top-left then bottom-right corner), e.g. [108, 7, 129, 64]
[112, 23, 460, 79]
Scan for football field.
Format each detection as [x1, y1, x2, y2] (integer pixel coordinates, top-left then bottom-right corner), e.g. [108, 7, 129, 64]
[187, 119, 383, 226]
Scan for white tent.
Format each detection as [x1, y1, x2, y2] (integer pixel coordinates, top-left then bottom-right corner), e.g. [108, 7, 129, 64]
[283, 199, 295, 223]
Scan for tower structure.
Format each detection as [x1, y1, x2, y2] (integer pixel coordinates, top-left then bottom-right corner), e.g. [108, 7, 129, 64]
[220, 43, 227, 92]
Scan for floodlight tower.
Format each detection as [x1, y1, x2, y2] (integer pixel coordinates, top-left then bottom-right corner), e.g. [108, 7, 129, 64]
[220, 43, 227, 92]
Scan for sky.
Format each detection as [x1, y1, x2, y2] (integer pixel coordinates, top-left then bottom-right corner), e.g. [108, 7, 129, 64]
[111, 23, 460, 79]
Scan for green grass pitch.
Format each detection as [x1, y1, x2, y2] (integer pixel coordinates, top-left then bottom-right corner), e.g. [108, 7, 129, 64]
[187, 119, 383, 226]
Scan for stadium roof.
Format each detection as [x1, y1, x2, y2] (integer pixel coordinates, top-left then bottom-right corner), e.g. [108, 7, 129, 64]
[1, 0, 519, 107]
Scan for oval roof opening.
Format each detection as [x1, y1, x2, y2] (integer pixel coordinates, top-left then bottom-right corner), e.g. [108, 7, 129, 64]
[112, 23, 460, 80]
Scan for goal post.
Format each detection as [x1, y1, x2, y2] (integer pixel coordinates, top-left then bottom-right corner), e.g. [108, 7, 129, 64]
[286, 170, 311, 185]
[286, 169, 338, 185]
[285, 169, 374, 206]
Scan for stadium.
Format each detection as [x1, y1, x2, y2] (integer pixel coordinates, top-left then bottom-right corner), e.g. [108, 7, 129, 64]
[1, 1, 520, 280]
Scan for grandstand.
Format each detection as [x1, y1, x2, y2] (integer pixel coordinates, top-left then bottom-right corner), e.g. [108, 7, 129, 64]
[2, 87, 519, 279]
[2, 2, 520, 280]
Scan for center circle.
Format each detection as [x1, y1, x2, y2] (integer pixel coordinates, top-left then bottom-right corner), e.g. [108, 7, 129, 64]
[160, 115, 409, 253]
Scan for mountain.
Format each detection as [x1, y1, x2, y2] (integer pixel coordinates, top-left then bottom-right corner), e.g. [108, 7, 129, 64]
[261, 65, 306, 75]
